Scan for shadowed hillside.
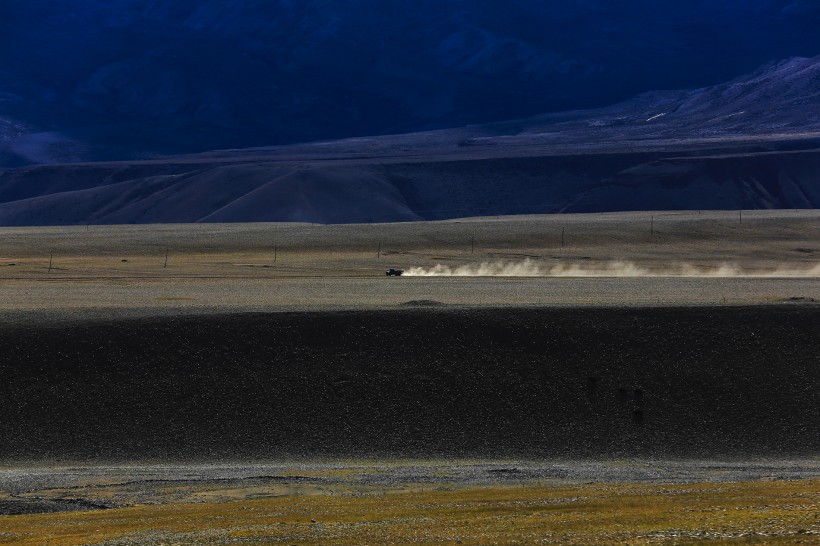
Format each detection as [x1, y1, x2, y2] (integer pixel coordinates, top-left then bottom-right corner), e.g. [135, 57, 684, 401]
[1, 147, 819, 225]
[3, 1, 820, 164]
[1, 54, 820, 224]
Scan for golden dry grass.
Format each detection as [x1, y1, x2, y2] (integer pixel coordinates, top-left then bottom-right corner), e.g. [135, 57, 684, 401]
[2, 479, 818, 545]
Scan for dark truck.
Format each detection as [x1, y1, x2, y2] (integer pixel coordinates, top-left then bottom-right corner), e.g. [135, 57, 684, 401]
[385, 268, 404, 276]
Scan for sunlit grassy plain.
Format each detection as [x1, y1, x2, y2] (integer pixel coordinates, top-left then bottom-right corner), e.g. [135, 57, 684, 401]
[1, 479, 818, 545]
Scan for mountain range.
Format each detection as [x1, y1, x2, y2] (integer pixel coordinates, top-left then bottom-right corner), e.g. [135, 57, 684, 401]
[0, 53, 819, 225]
[3, 0, 820, 165]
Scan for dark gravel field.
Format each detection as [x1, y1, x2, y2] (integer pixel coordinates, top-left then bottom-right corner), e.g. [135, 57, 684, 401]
[0, 306, 818, 460]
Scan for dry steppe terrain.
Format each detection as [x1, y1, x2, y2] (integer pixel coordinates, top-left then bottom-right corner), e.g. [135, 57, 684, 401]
[1, 466, 818, 545]
[0, 209, 818, 320]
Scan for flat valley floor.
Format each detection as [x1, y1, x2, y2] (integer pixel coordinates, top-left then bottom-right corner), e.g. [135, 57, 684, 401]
[0, 210, 818, 544]
[0, 209, 818, 319]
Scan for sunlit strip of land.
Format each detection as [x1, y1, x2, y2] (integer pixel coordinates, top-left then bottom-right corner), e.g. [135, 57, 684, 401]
[2, 479, 818, 545]
[0, 210, 817, 316]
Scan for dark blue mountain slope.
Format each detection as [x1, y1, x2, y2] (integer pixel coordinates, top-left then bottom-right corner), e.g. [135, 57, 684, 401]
[2, 1, 820, 164]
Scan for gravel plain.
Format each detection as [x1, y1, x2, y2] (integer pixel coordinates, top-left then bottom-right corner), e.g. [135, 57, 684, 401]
[0, 210, 817, 321]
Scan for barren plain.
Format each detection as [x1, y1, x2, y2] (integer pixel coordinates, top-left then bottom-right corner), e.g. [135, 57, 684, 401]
[0, 209, 818, 320]
[0, 210, 818, 544]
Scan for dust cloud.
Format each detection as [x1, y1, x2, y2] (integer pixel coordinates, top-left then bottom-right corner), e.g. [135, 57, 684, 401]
[403, 258, 820, 278]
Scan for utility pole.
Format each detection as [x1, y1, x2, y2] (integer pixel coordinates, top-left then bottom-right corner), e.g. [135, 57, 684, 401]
[48, 253, 53, 273]
[471, 235, 475, 254]
[274, 245, 277, 263]
[651, 215, 654, 236]
[377, 241, 381, 259]
[561, 228, 565, 248]
[163, 248, 169, 269]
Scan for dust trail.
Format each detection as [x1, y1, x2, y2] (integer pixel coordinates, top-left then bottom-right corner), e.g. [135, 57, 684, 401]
[403, 258, 820, 277]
